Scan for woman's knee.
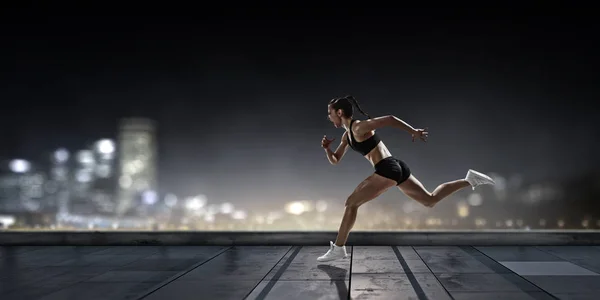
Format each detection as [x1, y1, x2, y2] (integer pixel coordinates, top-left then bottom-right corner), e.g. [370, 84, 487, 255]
[344, 195, 362, 209]
[409, 191, 435, 207]
[420, 193, 436, 207]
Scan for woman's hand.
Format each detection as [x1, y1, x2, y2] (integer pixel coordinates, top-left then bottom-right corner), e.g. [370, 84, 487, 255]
[321, 135, 336, 148]
[412, 128, 428, 142]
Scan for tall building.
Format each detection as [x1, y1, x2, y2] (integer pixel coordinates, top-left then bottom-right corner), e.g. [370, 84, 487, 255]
[116, 118, 157, 216]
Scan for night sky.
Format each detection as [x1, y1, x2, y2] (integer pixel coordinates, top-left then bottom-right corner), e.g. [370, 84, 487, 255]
[1, 9, 598, 206]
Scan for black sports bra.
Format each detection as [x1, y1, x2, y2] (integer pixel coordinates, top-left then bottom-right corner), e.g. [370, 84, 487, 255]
[347, 119, 382, 156]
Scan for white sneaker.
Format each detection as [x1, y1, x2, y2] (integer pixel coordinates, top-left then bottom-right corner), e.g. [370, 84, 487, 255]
[317, 241, 348, 262]
[465, 169, 495, 190]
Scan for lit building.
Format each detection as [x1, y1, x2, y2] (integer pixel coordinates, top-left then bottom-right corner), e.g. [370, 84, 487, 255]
[116, 118, 157, 216]
[50, 148, 71, 217]
[0, 159, 46, 213]
[90, 140, 118, 214]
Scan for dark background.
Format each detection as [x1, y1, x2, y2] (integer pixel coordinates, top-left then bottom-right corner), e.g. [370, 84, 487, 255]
[1, 8, 598, 208]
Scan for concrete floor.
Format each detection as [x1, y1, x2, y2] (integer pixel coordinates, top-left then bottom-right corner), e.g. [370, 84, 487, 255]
[1, 245, 600, 299]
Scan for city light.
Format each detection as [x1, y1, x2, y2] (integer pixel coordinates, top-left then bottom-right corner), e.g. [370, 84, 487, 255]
[186, 195, 207, 210]
[204, 214, 215, 223]
[475, 218, 487, 227]
[315, 200, 328, 212]
[75, 169, 93, 183]
[142, 190, 158, 205]
[96, 139, 115, 154]
[119, 175, 132, 188]
[457, 201, 469, 218]
[95, 164, 111, 178]
[582, 219, 590, 228]
[467, 193, 483, 206]
[164, 194, 178, 207]
[0, 215, 16, 228]
[220, 202, 234, 214]
[76, 150, 95, 166]
[9, 159, 30, 173]
[53, 148, 69, 163]
[232, 210, 247, 220]
[285, 201, 305, 215]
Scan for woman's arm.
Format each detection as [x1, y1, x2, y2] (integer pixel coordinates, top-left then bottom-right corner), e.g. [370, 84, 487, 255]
[355, 115, 428, 142]
[355, 115, 417, 135]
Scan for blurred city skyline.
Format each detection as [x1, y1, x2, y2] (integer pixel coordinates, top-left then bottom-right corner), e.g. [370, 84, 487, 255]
[0, 11, 598, 229]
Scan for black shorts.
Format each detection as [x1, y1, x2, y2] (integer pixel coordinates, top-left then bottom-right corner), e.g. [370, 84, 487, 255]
[374, 157, 411, 185]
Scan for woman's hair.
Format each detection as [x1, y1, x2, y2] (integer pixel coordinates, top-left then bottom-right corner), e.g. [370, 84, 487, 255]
[329, 95, 371, 119]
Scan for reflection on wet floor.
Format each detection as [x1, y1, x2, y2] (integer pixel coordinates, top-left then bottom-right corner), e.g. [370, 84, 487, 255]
[1, 245, 600, 299]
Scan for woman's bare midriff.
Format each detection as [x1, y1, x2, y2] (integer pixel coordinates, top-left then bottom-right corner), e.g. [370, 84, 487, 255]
[364, 141, 392, 167]
[350, 128, 393, 167]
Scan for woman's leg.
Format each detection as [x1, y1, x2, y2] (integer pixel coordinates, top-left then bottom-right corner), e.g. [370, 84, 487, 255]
[398, 174, 470, 207]
[398, 169, 494, 207]
[335, 173, 397, 246]
[318, 173, 396, 262]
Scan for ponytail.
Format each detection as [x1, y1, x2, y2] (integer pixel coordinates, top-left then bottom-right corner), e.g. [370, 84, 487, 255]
[346, 95, 371, 119]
